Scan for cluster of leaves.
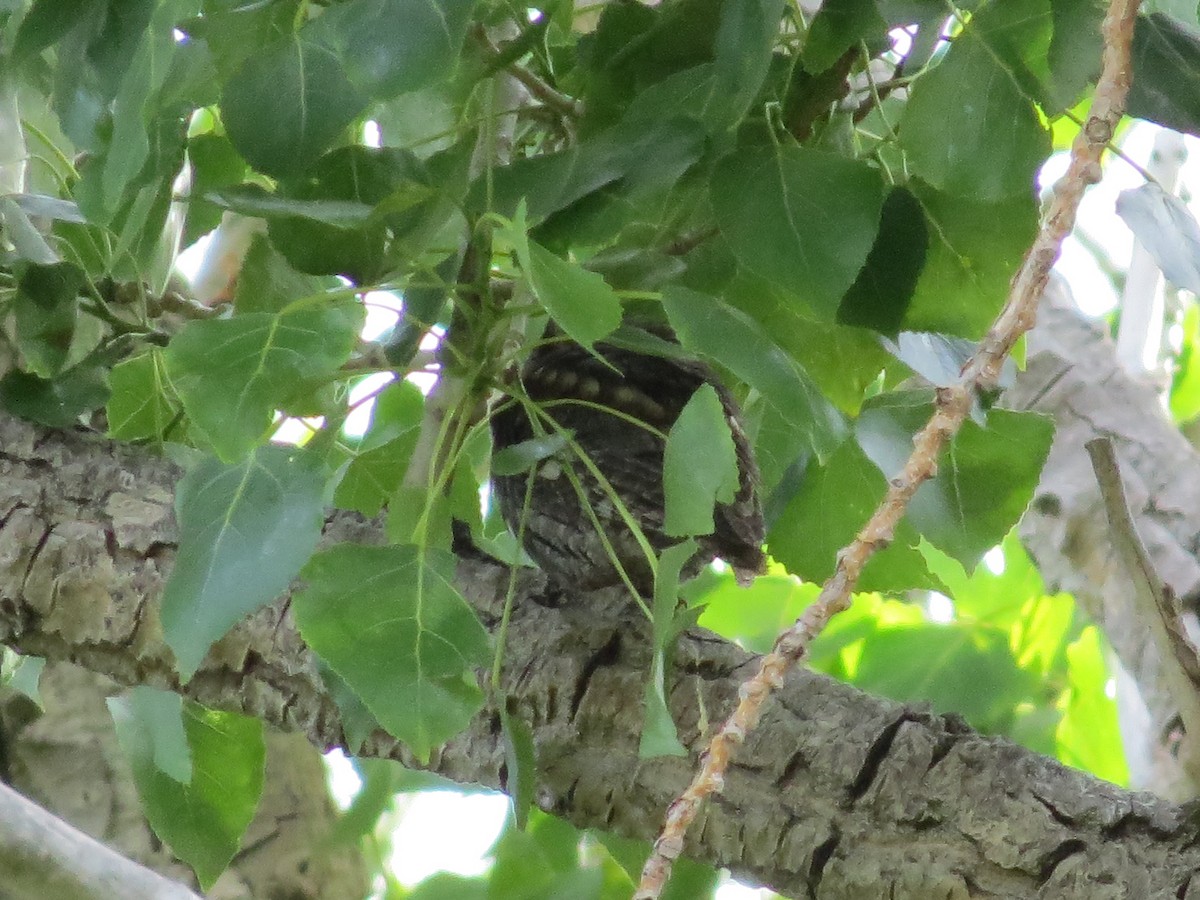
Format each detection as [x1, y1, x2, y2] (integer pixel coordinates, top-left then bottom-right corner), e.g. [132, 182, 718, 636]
[2, 0, 1198, 893]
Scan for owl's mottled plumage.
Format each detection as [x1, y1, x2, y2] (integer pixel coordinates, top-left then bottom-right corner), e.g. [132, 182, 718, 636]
[490, 326, 764, 594]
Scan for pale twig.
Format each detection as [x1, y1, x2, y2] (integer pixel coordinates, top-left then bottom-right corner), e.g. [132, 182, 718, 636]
[634, 1, 1143, 896]
[1086, 438, 1200, 747]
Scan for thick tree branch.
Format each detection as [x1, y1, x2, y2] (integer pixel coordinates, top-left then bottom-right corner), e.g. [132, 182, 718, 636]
[2, 412, 1200, 897]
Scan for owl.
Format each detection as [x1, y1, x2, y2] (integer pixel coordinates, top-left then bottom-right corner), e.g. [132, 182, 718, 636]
[489, 324, 764, 595]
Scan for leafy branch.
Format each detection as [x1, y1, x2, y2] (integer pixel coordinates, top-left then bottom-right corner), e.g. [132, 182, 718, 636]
[635, 1, 1145, 896]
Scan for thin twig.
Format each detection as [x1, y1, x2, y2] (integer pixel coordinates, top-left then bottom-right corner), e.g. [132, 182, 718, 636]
[634, 1, 1142, 896]
[1086, 438, 1200, 739]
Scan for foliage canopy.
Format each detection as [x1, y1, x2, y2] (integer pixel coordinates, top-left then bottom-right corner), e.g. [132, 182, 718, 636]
[4, 0, 1200, 894]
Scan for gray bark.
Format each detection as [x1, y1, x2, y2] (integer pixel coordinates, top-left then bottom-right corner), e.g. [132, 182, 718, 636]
[3, 405, 1200, 898]
[1010, 278, 1200, 799]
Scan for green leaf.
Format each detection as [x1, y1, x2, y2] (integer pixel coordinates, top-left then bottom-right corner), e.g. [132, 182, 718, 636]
[855, 392, 1055, 568]
[1129, 12, 1200, 136]
[919, 530, 1048, 629]
[693, 572, 819, 654]
[708, 0, 786, 128]
[111, 696, 265, 890]
[515, 233, 622, 349]
[2, 654, 45, 707]
[768, 439, 939, 592]
[12, 0, 92, 65]
[663, 286, 847, 459]
[1047, 0, 1104, 111]
[315, 0, 477, 99]
[838, 187, 928, 335]
[220, 31, 368, 177]
[161, 447, 327, 679]
[292, 544, 490, 761]
[233, 234, 342, 316]
[108, 687, 193, 784]
[1057, 627, 1128, 785]
[640, 540, 695, 759]
[804, 0, 889, 74]
[900, 26, 1051, 201]
[490, 432, 572, 477]
[335, 379, 425, 515]
[106, 350, 183, 442]
[0, 196, 60, 265]
[853, 622, 1036, 732]
[165, 299, 363, 461]
[663, 384, 739, 537]
[13, 261, 85, 376]
[710, 144, 885, 319]
[207, 185, 375, 228]
[905, 182, 1039, 338]
[0, 364, 110, 428]
[501, 706, 537, 829]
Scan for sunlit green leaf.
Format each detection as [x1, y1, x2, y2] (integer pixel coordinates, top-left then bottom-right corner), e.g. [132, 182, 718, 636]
[1057, 627, 1128, 785]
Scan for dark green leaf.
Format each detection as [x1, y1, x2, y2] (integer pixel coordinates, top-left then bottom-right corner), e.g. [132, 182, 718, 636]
[12, 0, 92, 65]
[1129, 12, 1200, 136]
[804, 0, 889, 73]
[838, 187, 927, 335]
[165, 299, 363, 461]
[490, 432, 572, 477]
[501, 707, 537, 829]
[292, 544, 490, 761]
[233, 235, 342, 315]
[509, 221, 622, 348]
[220, 32, 368, 177]
[111, 696, 265, 890]
[709, 0, 786, 128]
[335, 379, 425, 515]
[640, 540, 696, 759]
[0, 364, 110, 427]
[900, 27, 1050, 201]
[161, 448, 327, 679]
[315, 0, 477, 99]
[13, 261, 85, 376]
[1047, 0, 1105, 111]
[206, 185, 375, 228]
[710, 144, 885, 319]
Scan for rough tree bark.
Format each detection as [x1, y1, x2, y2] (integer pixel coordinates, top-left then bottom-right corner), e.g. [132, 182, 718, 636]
[1011, 278, 1200, 800]
[3, 297, 1200, 897]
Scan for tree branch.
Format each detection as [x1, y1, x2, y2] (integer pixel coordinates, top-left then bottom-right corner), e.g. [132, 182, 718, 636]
[0, 778, 202, 900]
[2, 411, 1199, 896]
